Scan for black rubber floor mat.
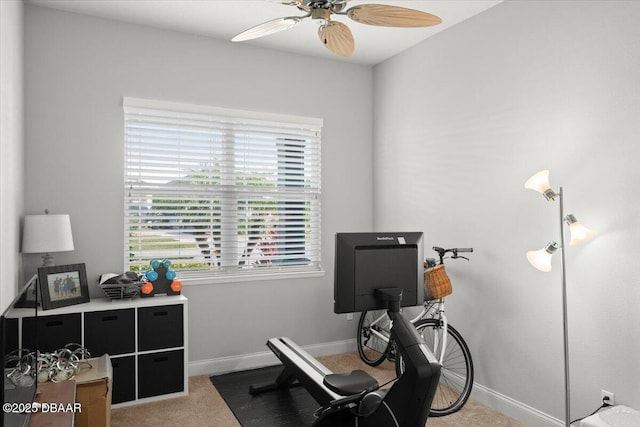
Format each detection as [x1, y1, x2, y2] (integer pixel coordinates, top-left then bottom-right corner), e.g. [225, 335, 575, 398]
[210, 365, 319, 427]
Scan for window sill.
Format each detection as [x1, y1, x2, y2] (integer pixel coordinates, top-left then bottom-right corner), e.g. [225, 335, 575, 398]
[180, 269, 326, 286]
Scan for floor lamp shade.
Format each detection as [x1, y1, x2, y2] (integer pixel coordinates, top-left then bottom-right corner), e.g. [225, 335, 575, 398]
[526, 241, 559, 272]
[565, 214, 595, 245]
[524, 170, 558, 200]
[22, 214, 74, 266]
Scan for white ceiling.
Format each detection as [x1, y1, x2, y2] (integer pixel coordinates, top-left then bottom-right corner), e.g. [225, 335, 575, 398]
[26, 0, 503, 65]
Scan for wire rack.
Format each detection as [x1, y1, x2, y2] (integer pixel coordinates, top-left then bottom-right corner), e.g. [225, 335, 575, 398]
[98, 282, 142, 300]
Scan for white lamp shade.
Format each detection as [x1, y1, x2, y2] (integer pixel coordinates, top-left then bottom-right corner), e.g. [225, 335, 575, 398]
[568, 220, 595, 245]
[526, 241, 559, 272]
[22, 214, 74, 254]
[524, 170, 551, 194]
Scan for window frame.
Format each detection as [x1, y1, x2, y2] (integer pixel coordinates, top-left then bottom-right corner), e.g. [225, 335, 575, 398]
[123, 97, 324, 284]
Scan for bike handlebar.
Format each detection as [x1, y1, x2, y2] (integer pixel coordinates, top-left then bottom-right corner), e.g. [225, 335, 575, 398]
[432, 246, 474, 254]
[454, 248, 473, 253]
[430, 247, 474, 264]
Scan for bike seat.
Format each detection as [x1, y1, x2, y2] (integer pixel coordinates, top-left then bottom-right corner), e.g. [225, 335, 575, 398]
[323, 370, 378, 396]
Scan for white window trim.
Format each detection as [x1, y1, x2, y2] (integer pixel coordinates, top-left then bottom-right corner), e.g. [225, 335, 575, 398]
[124, 97, 323, 128]
[182, 268, 326, 287]
[123, 97, 323, 282]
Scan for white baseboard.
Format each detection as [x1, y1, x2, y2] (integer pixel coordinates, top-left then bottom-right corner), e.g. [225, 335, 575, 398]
[189, 338, 356, 377]
[471, 381, 564, 427]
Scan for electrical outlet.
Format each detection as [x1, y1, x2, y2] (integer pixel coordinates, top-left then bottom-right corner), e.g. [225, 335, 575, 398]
[346, 313, 353, 320]
[601, 390, 615, 405]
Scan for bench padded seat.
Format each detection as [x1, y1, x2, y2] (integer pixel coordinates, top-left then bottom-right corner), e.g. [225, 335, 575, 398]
[322, 369, 379, 396]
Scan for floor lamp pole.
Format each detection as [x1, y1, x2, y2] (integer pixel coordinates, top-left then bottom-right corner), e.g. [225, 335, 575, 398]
[558, 186, 571, 427]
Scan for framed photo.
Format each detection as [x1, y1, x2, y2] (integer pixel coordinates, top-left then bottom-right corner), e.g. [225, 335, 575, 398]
[37, 263, 90, 310]
[14, 274, 39, 308]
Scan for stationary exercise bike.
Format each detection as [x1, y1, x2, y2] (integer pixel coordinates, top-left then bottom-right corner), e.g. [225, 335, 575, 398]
[250, 288, 441, 427]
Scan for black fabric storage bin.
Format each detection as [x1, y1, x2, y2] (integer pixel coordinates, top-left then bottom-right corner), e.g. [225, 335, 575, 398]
[138, 305, 183, 351]
[85, 309, 135, 356]
[138, 350, 184, 398]
[111, 355, 136, 404]
[22, 313, 81, 353]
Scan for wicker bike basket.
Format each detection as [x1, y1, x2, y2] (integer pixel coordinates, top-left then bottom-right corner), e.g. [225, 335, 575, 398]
[424, 264, 452, 300]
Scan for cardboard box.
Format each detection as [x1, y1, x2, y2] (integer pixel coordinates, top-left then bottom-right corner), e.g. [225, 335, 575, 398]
[74, 354, 113, 427]
[27, 380, 76, 427]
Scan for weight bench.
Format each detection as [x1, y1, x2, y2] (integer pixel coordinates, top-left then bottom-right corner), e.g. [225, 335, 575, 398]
[249, 336, 379, 407]
[249, 292, 441, 427]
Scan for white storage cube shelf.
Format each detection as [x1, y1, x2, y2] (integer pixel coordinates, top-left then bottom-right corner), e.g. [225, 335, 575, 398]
[10, 295, 188, 407]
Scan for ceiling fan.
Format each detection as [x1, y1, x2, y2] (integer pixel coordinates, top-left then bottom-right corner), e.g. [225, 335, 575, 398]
[232, 0, 442, 57]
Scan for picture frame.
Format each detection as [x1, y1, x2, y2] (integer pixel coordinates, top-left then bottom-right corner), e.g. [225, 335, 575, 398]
[13, 274, 39, 308]
[37, 263, 90, 310]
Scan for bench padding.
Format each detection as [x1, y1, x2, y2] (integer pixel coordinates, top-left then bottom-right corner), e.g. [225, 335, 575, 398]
[323, 370, 378, 395]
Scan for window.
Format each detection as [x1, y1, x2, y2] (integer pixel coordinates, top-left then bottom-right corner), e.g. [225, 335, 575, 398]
[123, 98, 322, 282]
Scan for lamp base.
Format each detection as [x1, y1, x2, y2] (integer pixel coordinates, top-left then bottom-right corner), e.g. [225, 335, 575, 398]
[41, 253, 55, 267]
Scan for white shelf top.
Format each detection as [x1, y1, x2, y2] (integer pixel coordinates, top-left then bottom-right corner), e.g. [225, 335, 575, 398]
[7, 295, 187, 318]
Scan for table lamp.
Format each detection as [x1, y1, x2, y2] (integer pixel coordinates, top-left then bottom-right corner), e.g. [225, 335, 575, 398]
[22, 210, 74, 266]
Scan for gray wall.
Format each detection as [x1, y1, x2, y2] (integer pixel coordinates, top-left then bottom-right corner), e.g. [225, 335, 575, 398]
[373, 0, 640, 424]
[0, 0, 24, 312]
[24, 5, 372, 362]
[22, 0, 640, 423]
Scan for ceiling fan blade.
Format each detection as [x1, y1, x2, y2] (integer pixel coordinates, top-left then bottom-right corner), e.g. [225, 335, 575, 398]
[347, 4, 442, 28]
[232, 16, 302, 42]
[318, 21, 355, 57]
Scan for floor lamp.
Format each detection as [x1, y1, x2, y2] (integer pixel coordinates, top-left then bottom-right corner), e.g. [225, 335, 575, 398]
[524, 170, 595, 427]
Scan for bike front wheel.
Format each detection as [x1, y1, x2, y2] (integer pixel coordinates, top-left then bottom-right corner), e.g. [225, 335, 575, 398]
[395, 318, 474, 416]
[357, 309, 391, 366]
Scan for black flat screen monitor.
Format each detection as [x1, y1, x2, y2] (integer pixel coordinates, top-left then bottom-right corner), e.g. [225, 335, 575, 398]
[334, 232, 424, 313]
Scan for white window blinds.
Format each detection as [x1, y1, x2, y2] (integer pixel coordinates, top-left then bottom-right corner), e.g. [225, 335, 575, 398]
[123, 97, 322, 280]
